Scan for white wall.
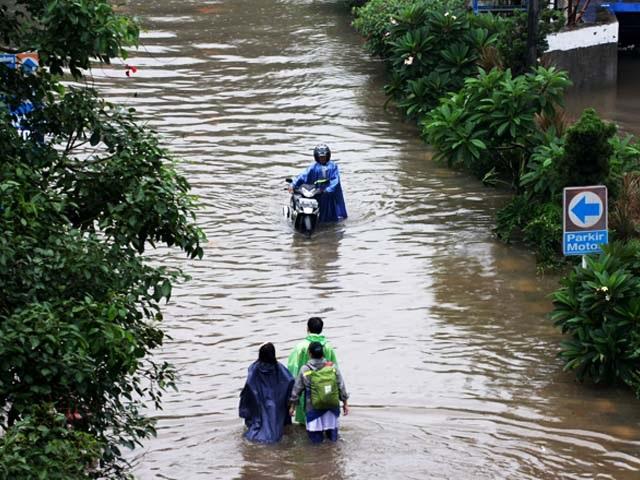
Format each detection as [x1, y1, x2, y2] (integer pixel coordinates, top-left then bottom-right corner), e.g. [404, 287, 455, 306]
[546, 21, 619, 52]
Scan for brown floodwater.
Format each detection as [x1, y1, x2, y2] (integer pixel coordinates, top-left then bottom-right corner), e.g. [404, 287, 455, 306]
[565, 54, 640, 136]
[91, 1, 640, 478]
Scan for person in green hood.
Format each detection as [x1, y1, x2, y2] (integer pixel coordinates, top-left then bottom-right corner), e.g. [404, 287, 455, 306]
[287, 317, 338, 424]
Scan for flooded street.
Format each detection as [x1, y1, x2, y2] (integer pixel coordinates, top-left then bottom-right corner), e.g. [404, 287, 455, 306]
[566, 55, 640, 136]
[92, 1, 640, 478]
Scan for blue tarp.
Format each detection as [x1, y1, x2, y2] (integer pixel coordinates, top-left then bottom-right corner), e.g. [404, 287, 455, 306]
[1, 53, 39, 134]
[239, 361, 294, 443]
[292, 161, 348, 222]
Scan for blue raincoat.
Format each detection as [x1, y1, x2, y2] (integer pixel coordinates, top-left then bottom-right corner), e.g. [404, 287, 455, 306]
[292, 161, 347, 222]
[239, 361, 294, 443]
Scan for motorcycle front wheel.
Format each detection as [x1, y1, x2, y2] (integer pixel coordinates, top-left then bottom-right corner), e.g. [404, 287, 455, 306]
[303, 215, 313, 237]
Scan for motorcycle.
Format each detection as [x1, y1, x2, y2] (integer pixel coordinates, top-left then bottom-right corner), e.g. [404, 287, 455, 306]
[284, 178, 328, 237]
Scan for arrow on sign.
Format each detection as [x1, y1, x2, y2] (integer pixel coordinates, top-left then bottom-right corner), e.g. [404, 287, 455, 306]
[571, 195, 601, 224]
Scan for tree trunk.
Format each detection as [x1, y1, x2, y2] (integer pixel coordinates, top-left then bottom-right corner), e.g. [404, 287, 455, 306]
[526, 0, 540, 70]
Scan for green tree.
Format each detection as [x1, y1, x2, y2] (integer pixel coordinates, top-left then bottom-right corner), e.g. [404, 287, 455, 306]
[0, 405, 103, 480]
[0, 0, 204, 477]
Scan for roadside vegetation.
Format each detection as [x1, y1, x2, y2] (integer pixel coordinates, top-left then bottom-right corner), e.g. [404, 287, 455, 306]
[351, 0, 640, 396]
[0, 0, 204, 477]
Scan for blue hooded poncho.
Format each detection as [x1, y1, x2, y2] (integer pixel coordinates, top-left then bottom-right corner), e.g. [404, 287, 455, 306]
[292, 161, 347, 222]
[239, 360, 294, 443]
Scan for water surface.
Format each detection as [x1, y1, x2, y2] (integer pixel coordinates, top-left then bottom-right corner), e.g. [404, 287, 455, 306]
[92, 1, 640, 478]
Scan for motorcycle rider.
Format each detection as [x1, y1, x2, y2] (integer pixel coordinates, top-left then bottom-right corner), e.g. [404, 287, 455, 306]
[289, 144, 347, 222]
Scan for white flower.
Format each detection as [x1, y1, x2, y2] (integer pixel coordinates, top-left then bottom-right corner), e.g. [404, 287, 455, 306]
[605, 295, 611, 301]
[444, 11, 450, 16]
[384, 31, 391, 37]
[390, 17, 398, 25]
[452, 15, 457, 20]
[404, 56, 414, 65]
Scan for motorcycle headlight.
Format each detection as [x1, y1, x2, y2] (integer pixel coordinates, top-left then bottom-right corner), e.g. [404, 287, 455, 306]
[300, 187, 316, 198]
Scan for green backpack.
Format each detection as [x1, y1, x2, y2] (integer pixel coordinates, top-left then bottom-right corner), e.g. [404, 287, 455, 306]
[304, 363, 340, 410]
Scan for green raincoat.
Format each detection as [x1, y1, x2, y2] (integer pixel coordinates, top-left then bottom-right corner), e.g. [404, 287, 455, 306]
[287, 334, 338, 424]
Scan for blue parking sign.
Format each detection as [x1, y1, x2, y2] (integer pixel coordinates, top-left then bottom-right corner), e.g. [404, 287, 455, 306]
[0, 54, 16, 69]
[563, 186, 608, 256]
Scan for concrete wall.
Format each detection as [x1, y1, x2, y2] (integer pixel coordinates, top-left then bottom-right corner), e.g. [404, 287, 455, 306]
[543, 20, 619, 89]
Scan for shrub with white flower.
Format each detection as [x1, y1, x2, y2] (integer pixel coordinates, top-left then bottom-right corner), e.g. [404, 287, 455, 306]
[404, 56, 414, 65]
[551, 241, 640, 397]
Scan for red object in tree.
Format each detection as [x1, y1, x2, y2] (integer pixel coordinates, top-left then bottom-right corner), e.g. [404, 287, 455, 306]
[65, 407, 82, 422]
[125, 64, 138, 77]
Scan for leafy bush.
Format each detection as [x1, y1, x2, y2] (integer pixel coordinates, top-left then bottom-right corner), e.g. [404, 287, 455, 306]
[557, 108, 617, 188]
[496, 109, 640, 265]
[1, 0, 204, 477]
[353, 0, 564, 124]
[521, 201, 563, 265]
[496, 196, 563, 268]
[611, 173, 640, 241]
[609, 134, 640, 175]
[518, 134, 566, 198]
[423, 66, 570, 188]
[351, 0, 414, 57]
[354, 0, 502, 119]
[551, 241, 640, 395]
[491, 9, 564, 75]
[518, 110, 640, 206]
[496, 111, 640, 268]
[0, 406, 102, 480]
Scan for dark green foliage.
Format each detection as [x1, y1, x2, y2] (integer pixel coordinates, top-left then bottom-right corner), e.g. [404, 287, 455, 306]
[423, 66, 570, 188]
[351, 0, 414, 57]
[0, 0, 138, 77]
[1, 0, 204, 477]
[354, 0, 500, 119]
[353, 1, 563, 122]
[551, 241, 640, 395]
[495, 195, 531, 244]
[496, 110, 640, 265]
[492, 9, 564, 76]
[521, 201, 563, 265]
[558, 108, 617, 188]
[518, 134, 566, 199]
[494, 135, 567, 267]
[0, 406, 102, 480]
[496, 196, 563, 268]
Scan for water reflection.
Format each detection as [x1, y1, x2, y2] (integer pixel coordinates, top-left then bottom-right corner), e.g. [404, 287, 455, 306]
[238, 428, 347, 480]
[289, 225, 344, 290]
[566, 56, 640, 135]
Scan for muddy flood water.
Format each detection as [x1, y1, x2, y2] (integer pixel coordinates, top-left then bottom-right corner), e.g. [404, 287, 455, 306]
[92, 1, 640, 478]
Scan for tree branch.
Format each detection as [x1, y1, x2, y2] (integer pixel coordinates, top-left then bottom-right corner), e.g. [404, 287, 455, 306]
[0, 46, 36, 54]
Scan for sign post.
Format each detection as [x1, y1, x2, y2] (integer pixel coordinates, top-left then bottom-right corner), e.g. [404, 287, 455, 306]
[563, 186, 608, 259]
